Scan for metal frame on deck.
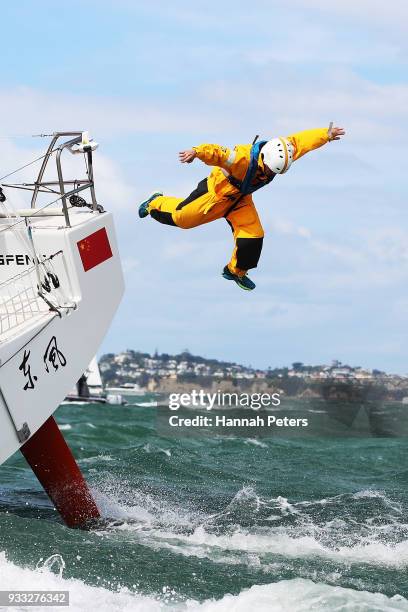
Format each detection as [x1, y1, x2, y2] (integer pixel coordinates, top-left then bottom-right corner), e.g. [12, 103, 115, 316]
[0, 132, 96, 323]
[1, 131, 98, 228]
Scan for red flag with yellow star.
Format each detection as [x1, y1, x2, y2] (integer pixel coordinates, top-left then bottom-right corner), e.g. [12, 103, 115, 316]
[77, 227, 113, 272]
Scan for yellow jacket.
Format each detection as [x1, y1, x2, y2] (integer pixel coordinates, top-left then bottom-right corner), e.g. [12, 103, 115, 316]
[193, 128, 330, 204]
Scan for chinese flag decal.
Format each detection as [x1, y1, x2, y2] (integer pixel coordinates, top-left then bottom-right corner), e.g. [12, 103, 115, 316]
[77, 227, 113, 272]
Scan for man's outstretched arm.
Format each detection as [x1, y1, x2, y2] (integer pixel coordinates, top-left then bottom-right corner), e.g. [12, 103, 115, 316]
[179, 144, 232, 167]
[288, 126, 345, 161]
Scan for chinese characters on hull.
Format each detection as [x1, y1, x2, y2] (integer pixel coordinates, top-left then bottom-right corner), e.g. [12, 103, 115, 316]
[44, 336, 67, 373]
[18, 350, 37, 391]
[18, 336, 67, 391]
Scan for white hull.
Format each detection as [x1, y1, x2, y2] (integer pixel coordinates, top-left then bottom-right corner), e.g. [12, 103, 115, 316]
[0, 209, 124, 465]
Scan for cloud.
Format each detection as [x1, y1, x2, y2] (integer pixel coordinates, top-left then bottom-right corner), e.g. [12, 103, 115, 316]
[121, 257, 141, 273]
[1, 0, 408, 373]
[0, 87, 230, 139]
[162, 241, 202, 260]
[202, 71, 408, 148]
[291, 0, 408, 33]
[271, 219, 312, 239]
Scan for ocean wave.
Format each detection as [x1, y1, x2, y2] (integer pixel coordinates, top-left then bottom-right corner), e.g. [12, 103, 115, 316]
[143, 443, 172, 457]
[0, 552, 406, 612]
[160, 526, 408, 568]
[0, 551, 163, 611]
[93, 478, 201, 530]
[94, 484, 408, 569]
[191, 579, 408, 611]
[80, 455, 114, 464]
[244, 439, 268, 448]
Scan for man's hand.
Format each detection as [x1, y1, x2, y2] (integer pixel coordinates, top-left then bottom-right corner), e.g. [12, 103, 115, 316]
[328, 126, 345, 141]
[179, 149, 197, 163]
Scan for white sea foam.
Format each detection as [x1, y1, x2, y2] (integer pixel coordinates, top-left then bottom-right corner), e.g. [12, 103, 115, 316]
[92, 484, 408, 572]
[113, 493, 408, 569]
[0, 552, 406, 612]
[93, 480, 199, 530]
[0, 552, 162, 611]
[168, 527, 408, 568]
[190, 580, 408, 611]
[143, 444, 172, 457]
[57, 424, 72, 431]
[244, 438, 268, 448]
[80, 454, 114, 464]
[104, 515, 408, 570]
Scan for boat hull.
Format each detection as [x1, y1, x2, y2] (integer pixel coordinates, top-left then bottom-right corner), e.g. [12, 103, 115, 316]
[0, 210, 124, 465]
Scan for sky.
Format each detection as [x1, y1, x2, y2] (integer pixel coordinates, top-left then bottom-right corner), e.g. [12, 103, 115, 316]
[0, 1, 407, 373]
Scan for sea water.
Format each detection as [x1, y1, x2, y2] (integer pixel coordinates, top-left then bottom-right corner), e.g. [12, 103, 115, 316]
[0, 399, 407, 611]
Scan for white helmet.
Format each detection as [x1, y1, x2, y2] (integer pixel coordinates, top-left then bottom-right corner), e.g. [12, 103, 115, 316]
[261, 138, 294, 174]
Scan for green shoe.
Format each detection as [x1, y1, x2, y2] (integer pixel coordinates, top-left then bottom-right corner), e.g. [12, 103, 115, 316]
[222, 266, 256, 291]
[138, 191, 163, 218]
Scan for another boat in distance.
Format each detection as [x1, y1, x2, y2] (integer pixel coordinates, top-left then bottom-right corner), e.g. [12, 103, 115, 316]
[105, 382, 146, 396]
[0, 131, 124, 527]
[65, 356, 126, 404]
[85, 355, 104, 396]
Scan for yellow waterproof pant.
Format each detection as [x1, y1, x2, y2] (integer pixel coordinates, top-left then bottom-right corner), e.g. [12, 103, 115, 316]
[148, 179, 264, 275]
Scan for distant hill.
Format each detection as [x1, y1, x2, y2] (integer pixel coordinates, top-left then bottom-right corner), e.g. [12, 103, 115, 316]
[99, 351, 408, 401]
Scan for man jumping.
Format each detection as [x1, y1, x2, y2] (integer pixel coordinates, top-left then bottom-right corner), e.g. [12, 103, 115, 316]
[138, 125, 345, 291]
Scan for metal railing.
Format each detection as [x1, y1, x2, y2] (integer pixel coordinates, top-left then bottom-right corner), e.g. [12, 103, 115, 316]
[0, 251, 73, 337]
[1, 131, 98, 228]
[0, 131, 98, 334]
[0, 264, 49, 336]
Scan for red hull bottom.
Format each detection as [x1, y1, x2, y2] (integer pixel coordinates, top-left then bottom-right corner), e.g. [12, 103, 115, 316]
[20, 416, 100, 528]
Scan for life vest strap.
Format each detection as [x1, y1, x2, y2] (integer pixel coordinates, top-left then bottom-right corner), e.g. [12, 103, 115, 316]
[226, 139, 273, 196]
